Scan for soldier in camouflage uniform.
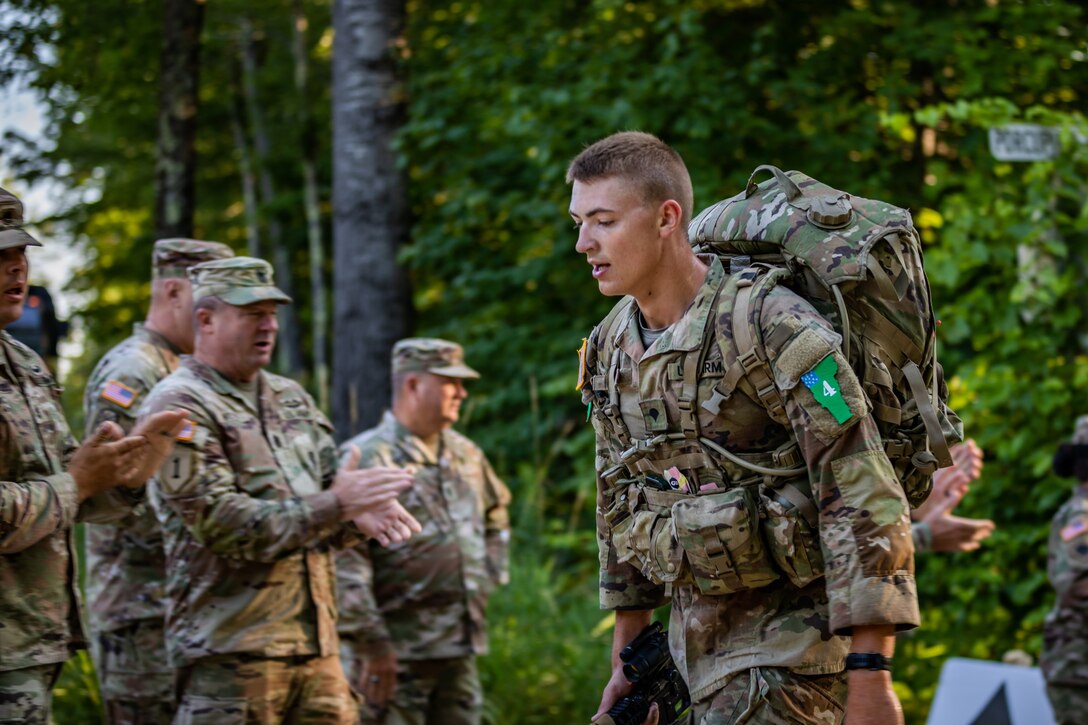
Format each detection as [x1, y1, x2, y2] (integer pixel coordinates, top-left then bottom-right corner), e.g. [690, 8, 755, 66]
[335, 338, 512, 725]
[1042, 416, 1088, 724]
[140, 256, 421, 725]
[0, 187, 186, 725]
[83, 238, 233, 725]
[567, 133, 919, 724]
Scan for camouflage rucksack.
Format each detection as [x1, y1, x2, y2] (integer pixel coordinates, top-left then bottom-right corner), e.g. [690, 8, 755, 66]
[688, 165, 962, 506]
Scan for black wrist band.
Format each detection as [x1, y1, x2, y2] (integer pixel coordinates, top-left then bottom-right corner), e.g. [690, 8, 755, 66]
[845, 653, 892, 671]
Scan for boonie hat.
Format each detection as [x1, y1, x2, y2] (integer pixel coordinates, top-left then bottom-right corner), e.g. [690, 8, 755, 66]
[153, 238, 234, 279]
[392, 338, 480, 379]
[0, 188, 42, 250]
[189, 256, 291, 306]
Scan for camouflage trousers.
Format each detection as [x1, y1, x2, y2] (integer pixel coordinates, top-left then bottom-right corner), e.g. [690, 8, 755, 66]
[175, 654, 358, 725]
[690, 667, 847, 725]
[0, 663, 62, 725]
[361, 657, 482, 725]
[1046, 683, 1088, 725]
[92, 619, 175, 725]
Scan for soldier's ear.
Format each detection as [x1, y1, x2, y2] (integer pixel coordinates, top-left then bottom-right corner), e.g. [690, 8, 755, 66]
[658, 199, 683, 237]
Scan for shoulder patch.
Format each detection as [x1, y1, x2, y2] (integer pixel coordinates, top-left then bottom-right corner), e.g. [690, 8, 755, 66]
[801, 354, 853, 424]
[1061, 517, 1088, 542]
[101, 379, 139, 408]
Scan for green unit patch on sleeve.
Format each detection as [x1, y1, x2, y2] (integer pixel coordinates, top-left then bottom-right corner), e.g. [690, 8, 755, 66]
[800, 354, 853, 424]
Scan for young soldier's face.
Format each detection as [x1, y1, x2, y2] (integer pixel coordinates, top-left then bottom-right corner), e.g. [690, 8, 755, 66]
[570, 176, 663, 298]
[0, 247, 28, 329]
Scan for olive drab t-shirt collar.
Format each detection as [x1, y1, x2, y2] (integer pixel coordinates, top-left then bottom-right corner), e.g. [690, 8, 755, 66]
[613, 254, 725, 364]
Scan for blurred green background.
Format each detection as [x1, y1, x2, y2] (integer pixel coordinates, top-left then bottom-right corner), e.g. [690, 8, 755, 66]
[3, 0, 1088, 722]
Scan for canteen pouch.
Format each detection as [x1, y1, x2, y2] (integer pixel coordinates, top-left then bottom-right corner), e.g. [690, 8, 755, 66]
[672, 487, 778, 595]
[613, 488, 687, 585]
[759, 484, 826, 589]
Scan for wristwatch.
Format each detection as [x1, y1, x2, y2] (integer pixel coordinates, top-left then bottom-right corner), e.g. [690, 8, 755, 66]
[844, 653, 893, 671]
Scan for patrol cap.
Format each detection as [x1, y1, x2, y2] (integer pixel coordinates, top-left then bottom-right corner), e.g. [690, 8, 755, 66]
[392, 337, 480, 379]
[189, 256, 292, 306]
[153, 238, 234, 279]
[1073, 415, 1088, 445]
[0, 188, 43, 250]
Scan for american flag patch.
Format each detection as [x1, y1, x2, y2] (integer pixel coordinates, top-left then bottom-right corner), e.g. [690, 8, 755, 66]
[1061, 517, 1088, 542]
[101, 380, 138, 408]
[176, 420, 196, 442]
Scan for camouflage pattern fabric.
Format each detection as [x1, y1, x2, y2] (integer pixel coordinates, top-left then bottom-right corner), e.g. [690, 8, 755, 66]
[582, 256, 919, 702]
[358, 657, 482, 725]
[1045, 683, 1088, 725]
[391, 338, 480, 379]
[689, 667, 846, 725]
[174, 654, 357, 725]
[0, 332, 86, 677]
[336, 411, 511, 665]
[0, 663, 62, 725]
[151, 238, 233, 279]
[93, 619, 175, 725]
[142, 355, 357, 667]
[189, 256, 291, 305]
[81, 324, 180, 719]
[1041, 484, 1088, 698]
[0, 186, 42, 250]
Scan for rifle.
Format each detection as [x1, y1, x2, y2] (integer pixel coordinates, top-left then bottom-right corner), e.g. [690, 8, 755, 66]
[593, 622, 691, 725]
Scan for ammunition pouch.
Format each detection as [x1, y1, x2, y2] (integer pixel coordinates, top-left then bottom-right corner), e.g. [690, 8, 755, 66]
[671, 486, 778, 596]
[759, 481, 826, 589]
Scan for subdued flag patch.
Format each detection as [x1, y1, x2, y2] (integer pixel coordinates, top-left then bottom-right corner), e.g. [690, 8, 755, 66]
[101, 380, 138, 408]
[176, 419, 196, 442]
[1061, 517, 1088, 542]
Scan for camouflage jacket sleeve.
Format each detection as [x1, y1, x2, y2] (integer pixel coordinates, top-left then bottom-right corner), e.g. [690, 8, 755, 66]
[334, 439, 396, 653]
[594, 425, 669, 612]
[76, 365, 155, 524]
[1050, 499, 1088, 611]
[0, 439, 81, 554]
[0, 475, 80, 553]
[144, 396, 344, 564]
[479, 451, 512, 586]
[761, 286, 920, 635]
[335, 544, 393, 653]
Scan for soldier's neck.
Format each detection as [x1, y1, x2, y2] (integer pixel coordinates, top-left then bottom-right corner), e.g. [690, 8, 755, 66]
[634, 249, 709, 330]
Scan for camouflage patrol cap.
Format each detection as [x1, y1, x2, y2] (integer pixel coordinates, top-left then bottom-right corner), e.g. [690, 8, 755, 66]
[153, 238, 234, 279]
[189, 256, 292, 306]
[0, 188, 43, 250]
[392, 338, 480, 379]
[1073, 415, 1088, 445]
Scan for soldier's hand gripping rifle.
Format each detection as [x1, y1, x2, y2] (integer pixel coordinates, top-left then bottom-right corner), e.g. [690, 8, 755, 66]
[593, 622, 691, 725]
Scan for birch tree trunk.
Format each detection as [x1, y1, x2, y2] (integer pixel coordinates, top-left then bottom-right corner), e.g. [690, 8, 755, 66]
[155, 0, 203, 239]
[240, 18, 304, 375]
[332, 0, 412, 437]
[292, 2, 329, 411]
[230, 65, 261, 258]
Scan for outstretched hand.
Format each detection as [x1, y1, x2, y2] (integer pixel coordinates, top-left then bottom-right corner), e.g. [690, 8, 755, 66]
[69, 410, 188, 501]
[354, 500, 421, 547]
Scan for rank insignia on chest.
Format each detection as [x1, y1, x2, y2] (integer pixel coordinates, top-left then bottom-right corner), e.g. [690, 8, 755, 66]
[801, 354, 853, 424]
[1061, 517, 1088, 542]
[101, 379, 138, 408]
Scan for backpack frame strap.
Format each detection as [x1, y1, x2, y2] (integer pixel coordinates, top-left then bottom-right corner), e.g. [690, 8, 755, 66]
[731, 267, 789, 424]
[589, 297, 636, 451]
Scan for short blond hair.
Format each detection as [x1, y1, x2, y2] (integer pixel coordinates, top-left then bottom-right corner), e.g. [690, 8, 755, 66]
[566, 131, 694, 228]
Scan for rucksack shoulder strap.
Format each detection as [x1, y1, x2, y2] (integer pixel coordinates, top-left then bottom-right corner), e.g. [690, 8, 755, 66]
[726, 265, 792, 425]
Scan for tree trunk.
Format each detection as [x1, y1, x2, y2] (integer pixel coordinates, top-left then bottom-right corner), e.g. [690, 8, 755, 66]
[155, 0, 204, 239]
[240, 18, 304, 376]
[331, 0, 412, 438]
[293, 2, 329, 412]
[230, 65, 261, 258]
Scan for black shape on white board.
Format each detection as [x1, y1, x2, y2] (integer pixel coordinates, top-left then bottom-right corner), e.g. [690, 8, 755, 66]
[968, 682, 1013, 725]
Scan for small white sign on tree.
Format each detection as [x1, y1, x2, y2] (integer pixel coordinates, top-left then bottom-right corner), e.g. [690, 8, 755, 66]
[988, 124, 1060, 161]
